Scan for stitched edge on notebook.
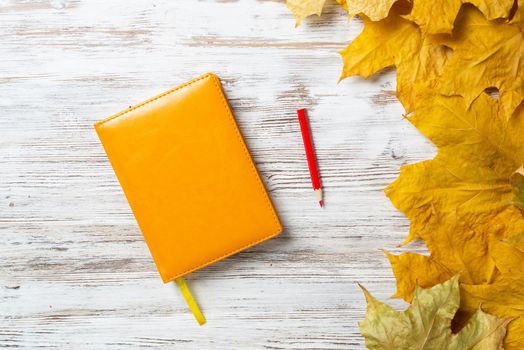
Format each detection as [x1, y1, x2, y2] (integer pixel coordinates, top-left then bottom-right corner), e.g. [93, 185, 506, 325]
[95, 73, 282, 282]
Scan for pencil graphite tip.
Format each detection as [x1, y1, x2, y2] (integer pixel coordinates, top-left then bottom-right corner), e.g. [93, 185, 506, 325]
[319, 200, 323, 208]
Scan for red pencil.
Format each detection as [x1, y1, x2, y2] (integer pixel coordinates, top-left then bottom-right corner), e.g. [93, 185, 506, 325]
[297, 108, 323, 208]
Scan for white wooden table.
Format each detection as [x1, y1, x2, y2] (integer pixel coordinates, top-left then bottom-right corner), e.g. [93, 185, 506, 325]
[1, 1, 434, 348]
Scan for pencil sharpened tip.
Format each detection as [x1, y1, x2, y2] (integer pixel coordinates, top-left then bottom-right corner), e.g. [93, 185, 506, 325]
[319, 200, 323, 208]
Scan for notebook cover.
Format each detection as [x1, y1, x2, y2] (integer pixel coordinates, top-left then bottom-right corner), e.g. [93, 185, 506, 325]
[94, 73, 282, 283]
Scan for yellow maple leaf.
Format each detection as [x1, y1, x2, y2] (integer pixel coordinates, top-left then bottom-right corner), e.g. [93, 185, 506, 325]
[405, 0, 514, 34]
[388, 237, 524, 349]
[460, 235, 524, 349]
[462, 234, 524, 314]
[385, 90, 524, 247]
[360, 275, 510, 350]
[340, 4, 450, 112]
[385, 91, 524, 301]
[344, 0, 398, 21]
[437, 5, 524, 118]
[287, 0, 348, 26]
[341, 0, 512, 27]
[291, 1, 517, 115]
[386, 201, 523, 299]
[385, 93, 524, 348]
[286, 0, 326, 26]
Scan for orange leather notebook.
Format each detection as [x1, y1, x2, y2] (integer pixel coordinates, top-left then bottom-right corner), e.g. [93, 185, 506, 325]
[94, 73, 282, 322]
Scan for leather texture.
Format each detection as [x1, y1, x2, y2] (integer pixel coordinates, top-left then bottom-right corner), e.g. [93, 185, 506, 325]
[94, 73, 282, 283]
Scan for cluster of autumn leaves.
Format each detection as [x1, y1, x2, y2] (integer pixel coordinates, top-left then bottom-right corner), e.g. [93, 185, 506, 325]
[287, 0, 524, 348]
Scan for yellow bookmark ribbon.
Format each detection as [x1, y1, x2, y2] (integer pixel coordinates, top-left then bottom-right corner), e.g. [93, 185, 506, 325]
[175, 277, 206, 326]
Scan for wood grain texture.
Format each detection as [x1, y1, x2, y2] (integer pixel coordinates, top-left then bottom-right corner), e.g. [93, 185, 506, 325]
[0, 0, 435, 348]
